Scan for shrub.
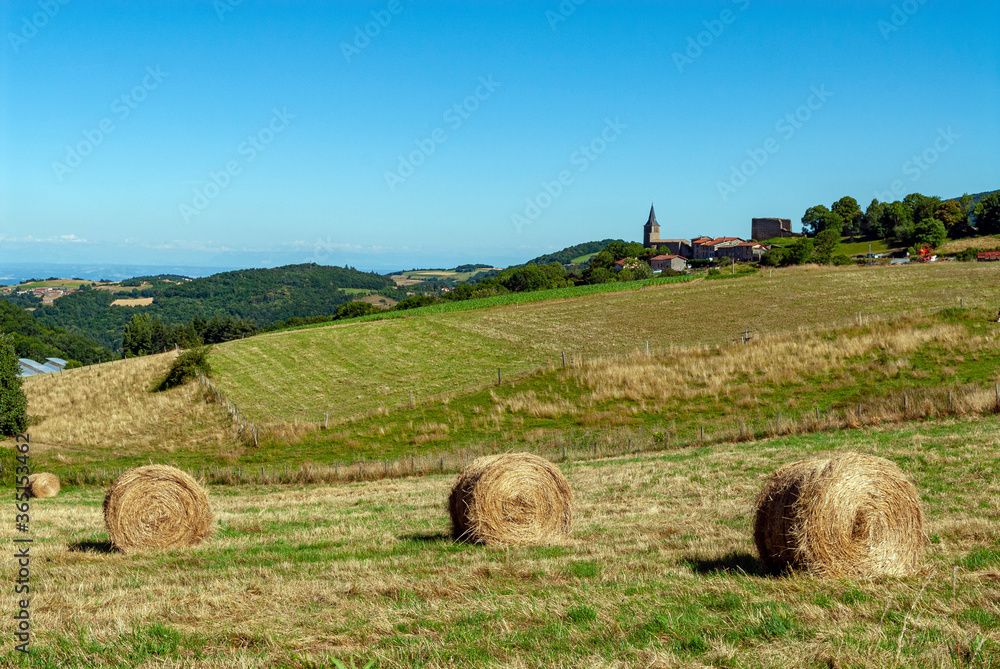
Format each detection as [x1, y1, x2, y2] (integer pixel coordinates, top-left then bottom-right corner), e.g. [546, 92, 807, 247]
[335, 301, 381, 319]
[0, 334, 28, 436]
[155, 346, 212, 392]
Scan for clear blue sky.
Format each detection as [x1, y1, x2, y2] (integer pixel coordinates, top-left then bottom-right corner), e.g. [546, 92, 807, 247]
[1, 0, 997, 272]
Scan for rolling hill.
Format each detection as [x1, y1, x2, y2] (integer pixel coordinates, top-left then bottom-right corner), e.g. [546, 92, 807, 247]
[24, 263, 391, 351]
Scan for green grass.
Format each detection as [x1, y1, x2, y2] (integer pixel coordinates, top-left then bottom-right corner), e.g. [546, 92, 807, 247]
[212, 263, 1000, 428]
[569, 252, 598, 264]
[837, 237, 892, 256]
[6, 418, 999, 668]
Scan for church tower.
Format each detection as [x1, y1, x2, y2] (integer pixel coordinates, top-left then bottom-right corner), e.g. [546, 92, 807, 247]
[643, 203, 661, 248]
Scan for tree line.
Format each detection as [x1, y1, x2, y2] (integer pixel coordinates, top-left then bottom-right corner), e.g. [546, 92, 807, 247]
[763, 191, 1000, 267]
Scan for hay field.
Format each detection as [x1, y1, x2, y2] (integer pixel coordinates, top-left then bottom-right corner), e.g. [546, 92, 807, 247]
[18, 352, 238, 462]
[211, 262, 1000, 426]
[3, 418, 997, 668]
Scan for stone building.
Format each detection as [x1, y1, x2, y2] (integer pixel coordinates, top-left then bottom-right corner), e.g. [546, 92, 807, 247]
[751, 217, 799, 240]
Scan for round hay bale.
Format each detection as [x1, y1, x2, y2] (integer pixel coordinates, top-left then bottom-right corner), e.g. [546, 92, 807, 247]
[27, 472, 60, 498]
[754, 452, 924, 577]
[103, 465, 213, 551]
[448, 453, 573, 546]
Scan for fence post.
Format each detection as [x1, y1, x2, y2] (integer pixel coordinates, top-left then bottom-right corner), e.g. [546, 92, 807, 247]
[561, 445, 566, 459]
[948, 391, 952, 408]
[645, 340, 649, 357]
[904, 395, 908, 412]
[411, 456, 415, 473]
[700, 426, 704, 441]
[497, 368, 501, 386]
[562, 352, 566, 368]
[409, 390, 414, 408]
[815, 407, 820, 422]
[857, 404, 862, 421]
[440, 457, 444, 472]
[324, 411, 329, 429]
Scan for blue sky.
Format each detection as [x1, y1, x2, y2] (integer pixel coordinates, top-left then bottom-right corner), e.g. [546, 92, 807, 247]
[1, 0, 997, 272]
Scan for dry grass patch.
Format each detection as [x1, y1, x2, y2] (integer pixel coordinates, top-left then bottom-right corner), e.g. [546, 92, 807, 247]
[4, 419, 998, 667]
[17, 352, 237, 458]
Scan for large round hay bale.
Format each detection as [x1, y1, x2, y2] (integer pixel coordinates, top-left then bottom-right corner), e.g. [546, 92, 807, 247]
[27, 473, 60, 498]
[448, 453, 573, 546]
[103, 465, 213, 551]
[754, 452, 924, 577]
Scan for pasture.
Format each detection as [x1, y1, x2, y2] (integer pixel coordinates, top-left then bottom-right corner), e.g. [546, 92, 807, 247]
[3, 418, 998, 668]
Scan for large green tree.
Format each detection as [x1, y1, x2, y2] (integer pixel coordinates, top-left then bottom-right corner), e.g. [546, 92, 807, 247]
[832, 196, 862, 240]
[913, 218, 947, 249]
[812, 228, 841, 264]
[862, 199, 887, 239]
[802, 205, 844, 236]
[0, 334, 28, 437]
[934, 200, 967, 237]
[974, 192, 1000, 236]
[903, 193, 941, 225]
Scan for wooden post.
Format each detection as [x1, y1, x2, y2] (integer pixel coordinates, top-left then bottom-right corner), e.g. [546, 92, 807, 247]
[904, 395, 908, 412]
[440, 457, 444, 472]
[561, 445, 566, 459]
[948, 391, 952, 407]
[700, 426, 704, 440]
[739, 421, 745, 436]
[411, 456, 415, 473]
[645, 340, 649, 357]
[324, 411, 329, 429]
[497, 368, 501, 386]
[776, 413, 781, 431]
[562, 352, 566, 368]
[857, 404, 862, 421]
[815, 407, 820, 422]
[358, 461, 362, 477]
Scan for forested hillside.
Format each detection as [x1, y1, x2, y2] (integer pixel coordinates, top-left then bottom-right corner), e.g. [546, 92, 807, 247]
[0, 299, 115, 365]
[24, 264, 390, 351]
[521, 239, 622, 266]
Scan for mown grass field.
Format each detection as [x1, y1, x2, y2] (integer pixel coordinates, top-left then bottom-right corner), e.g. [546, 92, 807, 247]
[3, 417, 998, 668]
[10, 263, 1000, 479]
[212, 263, 1000, 426]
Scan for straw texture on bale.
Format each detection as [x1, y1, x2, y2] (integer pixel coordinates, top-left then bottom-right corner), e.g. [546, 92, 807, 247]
[448, 453, 573, 546]
[26, 472, 60, 498]
[754, 452, 924, 577]
[104, 465, 213, 551]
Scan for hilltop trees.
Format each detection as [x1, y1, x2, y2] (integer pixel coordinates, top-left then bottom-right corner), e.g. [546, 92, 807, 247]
[122, 313, 258, 357]
[802, 205, 843, 236]
[832, 197, 862, 240]
[974, 192, 1000, 236]
[0, 334, 28, 437]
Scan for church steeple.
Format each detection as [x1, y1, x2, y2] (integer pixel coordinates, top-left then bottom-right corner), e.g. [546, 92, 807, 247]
[643, 203, 661, 247]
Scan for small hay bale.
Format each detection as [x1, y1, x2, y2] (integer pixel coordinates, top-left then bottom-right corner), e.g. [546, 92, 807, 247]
[754, 452, 924, 577]
[27, 473, 60, 498]
[448, 453, 573, 546]
[103, 465, 213, 551]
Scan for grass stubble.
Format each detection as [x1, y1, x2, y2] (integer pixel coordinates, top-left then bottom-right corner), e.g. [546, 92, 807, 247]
[1, 419, 998, 668]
